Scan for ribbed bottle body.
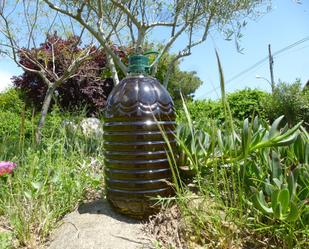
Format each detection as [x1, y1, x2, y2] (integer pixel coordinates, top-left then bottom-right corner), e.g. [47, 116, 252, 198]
[103, 76, 176, 218]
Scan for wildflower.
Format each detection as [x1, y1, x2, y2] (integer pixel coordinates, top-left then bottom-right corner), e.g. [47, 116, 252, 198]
[0, 161, 17, 176]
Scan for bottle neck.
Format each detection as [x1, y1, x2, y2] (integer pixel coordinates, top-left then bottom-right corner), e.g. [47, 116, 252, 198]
[127, 72, 146, 77]
[128, 54, 149, 75]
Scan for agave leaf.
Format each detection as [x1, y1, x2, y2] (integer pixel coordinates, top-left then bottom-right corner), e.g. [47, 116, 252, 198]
[287, 173, 296, 200]
[233, 130, 241, 143]
[286, 202, 299, 222]
[269, 115, 284, 139]
[263, 130, 269, 141]
[262, 148, 271, 165]
[227, 133, 236, 151]
[250, 128, 270, 150]
[190, 134, 196, 155]
[273, 121, 302, 143]
[304, 142, 309, 165]
[251, 124, 299, 150]
[250, 132, 260, 147]
[253, 116, 259, 132]
[196, 130, 206, 156]
[203, 133, 210, 149]
[264, 178, 273, 196]
[273, 178, 282, 189]
[275, 132, 298, 147]
[293, 134, 305, 163]
[274, 202, 282, 219]
[278, 188, 290, 215]
[250, 129, 264, 147]
[271, 189, 280, 210]
[271, 151, 282, 180]
[253, 190, 273, 214]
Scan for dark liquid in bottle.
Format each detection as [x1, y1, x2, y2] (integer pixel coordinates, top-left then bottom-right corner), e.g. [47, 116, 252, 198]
[103, 75, 176, 219]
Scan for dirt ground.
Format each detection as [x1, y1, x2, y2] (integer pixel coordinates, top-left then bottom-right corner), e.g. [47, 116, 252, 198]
[45, 199, 153, 249]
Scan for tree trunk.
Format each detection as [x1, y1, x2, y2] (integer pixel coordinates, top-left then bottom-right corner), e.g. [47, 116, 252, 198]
[35, 85, 56, 144]
[106, 53, 120, 85]
[163, 62, 175, 88]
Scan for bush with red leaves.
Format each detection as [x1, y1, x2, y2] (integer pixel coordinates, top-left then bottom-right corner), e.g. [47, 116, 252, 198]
[12, 34, 127, 115]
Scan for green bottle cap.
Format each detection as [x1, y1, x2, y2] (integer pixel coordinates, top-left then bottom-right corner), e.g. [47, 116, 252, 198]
[128, 54, 149, 74]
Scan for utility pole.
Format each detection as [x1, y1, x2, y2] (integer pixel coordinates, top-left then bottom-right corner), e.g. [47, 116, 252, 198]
[268, 44, 275, 93]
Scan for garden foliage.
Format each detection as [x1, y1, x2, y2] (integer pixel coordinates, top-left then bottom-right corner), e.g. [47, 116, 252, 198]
[179, 88, 268, 127]
[263, 80, 309, 128]
[11, 36, 203, 115]
[12, 35, 121, 114]
[154, 52, 203, 105]
[174, 112, 308, 248]
[162, 56, 309, 248]
[0, 110, 103, 248]
[0, 89, 32, 145]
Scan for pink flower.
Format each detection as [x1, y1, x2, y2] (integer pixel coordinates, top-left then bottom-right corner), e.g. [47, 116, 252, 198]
[0, 161, 17, 176]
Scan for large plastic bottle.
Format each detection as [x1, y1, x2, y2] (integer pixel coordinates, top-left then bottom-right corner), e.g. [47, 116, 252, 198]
[103, 54, 176, 218]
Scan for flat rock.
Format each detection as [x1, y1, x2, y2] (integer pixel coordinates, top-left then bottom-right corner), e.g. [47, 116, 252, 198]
[46, 199, 152, 249]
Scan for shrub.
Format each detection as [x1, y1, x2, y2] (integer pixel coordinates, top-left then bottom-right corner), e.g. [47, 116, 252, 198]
[12, 35, 120, 115]
[0, 110, 32, 141]
[0, 88, 24, 114]
[263, 80, 309, 128]
[179, 88, 268, 127]
[0, 88, 34, 148]
[227, 88, 268, 120]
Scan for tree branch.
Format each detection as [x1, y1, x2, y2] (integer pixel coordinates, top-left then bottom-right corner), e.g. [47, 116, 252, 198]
[106, 53, 120, 85]
[163, 52, 188, 88]
[110, 0, 142, 30]
[150, 23, 188, 70]
[22, 0, 39, 49]
[163, 12, 214, 88]
[146, 21, 176, 29]
[127, 0, 138, 46]
[43, 0, 128, 75]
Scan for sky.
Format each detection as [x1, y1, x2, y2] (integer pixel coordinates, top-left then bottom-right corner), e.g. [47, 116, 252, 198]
[176, 0, 309, 99]
[0, 0, 308, 98]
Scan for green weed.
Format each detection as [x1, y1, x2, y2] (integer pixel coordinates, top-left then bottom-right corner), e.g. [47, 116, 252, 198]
[0, 112, 104, 247]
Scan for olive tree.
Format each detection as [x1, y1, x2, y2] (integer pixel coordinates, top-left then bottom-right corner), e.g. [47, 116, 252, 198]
[0, 0, 97, 143]
[43, 0, 271, 87]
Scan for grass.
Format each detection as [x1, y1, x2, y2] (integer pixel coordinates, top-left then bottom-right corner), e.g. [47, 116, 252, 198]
[148, 52, 309, 249]
[0, 112, 104, 248]
[0, 232, 13, 249]
[0, 54, 308, 248]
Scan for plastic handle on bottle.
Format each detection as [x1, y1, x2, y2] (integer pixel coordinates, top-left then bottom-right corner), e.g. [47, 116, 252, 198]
[143, 50, 159, 73]
[144, 50, 159, 56]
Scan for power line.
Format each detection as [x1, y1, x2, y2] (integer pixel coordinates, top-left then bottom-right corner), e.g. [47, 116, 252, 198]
[276, 44, 309, 58]
[200, 36, 309, 98]
[272, 37, 309, 57]
[227, 36, 309, 84]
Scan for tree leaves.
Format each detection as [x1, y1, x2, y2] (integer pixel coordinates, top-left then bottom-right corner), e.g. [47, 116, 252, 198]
[12, 34, 117, 115]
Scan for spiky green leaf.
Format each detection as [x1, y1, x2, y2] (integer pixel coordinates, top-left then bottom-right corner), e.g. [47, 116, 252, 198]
[269, 115, 284, 139]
